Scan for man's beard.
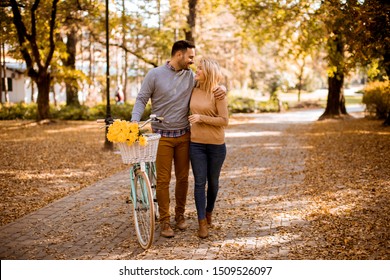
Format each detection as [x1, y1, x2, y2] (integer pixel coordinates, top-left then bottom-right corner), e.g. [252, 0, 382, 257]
[179, 58, 191, 70]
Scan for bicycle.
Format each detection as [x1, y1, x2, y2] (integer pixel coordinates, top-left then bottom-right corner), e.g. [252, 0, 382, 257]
[98, 115, 162, 249]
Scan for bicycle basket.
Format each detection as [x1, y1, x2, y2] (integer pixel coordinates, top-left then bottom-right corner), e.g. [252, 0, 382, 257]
[117, 133, 161, 164]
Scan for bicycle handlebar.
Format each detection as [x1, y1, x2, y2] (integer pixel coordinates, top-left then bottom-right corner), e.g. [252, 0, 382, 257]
[96, 115, 164, 128]
[139, 114, 164, 128]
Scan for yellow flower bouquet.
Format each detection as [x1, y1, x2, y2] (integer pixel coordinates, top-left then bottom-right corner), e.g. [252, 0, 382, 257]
[106, 119, 161, 164]
[107, 120, 148, 146]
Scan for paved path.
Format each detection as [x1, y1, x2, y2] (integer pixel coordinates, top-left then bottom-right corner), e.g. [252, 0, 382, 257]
[0, 107, 364, 260]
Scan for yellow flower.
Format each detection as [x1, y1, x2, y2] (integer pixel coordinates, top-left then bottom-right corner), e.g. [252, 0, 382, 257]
[138, 135, 148, 146]
[126, 133, 137, 146]
[129, 123, 139, 134]
[106, 120, 148, 146]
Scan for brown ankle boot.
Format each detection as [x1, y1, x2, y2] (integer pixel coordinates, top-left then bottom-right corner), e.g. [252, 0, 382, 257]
[206, 212, 212, 226]
[175, 214, 188, 230]
[160, 222, 174, 238]
[198, 219, 208, 238]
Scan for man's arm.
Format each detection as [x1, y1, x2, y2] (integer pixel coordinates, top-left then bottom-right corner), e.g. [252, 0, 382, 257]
[212, 85, 227, 100]
[131, 72, 155, 121]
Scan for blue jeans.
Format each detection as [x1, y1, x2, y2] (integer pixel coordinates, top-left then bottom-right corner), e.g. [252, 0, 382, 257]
[190, 142, 226, 220]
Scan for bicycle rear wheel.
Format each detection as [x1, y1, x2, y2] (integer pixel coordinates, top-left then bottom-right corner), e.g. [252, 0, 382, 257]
[132, 169, 155, 249]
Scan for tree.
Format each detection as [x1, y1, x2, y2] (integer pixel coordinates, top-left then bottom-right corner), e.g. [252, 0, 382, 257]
[347, 0, 390, 124]
[229, 0, 388, 120]
[284, 17, 323, 102]
[349, 0, 390, 78]
[318, 0, 390, 120]
[62, 25, 80, 106]
[1, 1, 13, 104]
[228, 0, 324, 98]
[9, 0, 59, 120]
[61, 10, 80, 107]
[318, 1, 349, 120]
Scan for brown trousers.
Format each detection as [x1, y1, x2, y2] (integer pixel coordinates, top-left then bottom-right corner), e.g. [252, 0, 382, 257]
[155, 132, 190, 223]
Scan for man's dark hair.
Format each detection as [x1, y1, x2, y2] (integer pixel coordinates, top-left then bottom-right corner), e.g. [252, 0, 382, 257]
[171, 40, 195, 57]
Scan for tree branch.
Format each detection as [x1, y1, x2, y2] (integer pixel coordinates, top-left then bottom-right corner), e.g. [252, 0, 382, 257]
[30, 0, 42, 71]
[45, 0, 59, 70]
[112, 42, 158, 68]
[9, 0, 37, 78]
[89, 30, 158, 67]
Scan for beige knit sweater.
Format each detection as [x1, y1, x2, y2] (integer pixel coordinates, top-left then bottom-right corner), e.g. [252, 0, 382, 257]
[189, 87, 229, 144]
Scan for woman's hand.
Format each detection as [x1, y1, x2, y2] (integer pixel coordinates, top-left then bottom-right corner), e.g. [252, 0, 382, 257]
[189, 114, 201, 124]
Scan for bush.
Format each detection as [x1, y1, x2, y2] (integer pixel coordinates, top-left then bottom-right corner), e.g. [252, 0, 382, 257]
[257, 100, 289, 112]
[0, 102, 38, 120]
[88, 103, 107, 120]
[228, 97, 256, 113]
[55, 104, 91, 120]
[110, 103, 134, 120]
[2, 95, 289, 121]
[55, 102, 152, 121]
[228, 96, 287, 114]
[362, 81, 390, 119]
[87, 102, 134, 121]
[0, 101, 153, 121]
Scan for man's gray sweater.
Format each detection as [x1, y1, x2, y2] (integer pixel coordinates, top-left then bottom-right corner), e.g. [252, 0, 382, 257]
[131, 64, 195, 131]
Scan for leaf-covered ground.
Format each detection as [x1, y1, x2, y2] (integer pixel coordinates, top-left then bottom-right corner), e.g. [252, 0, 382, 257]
[0, 116, 389, 259]
[0, 120, 125, 226]
[288, 118, 390, 259]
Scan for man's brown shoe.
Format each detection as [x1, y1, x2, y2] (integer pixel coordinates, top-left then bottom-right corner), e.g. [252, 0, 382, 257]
[160, 222, 174, 238]
[175, 215, 188, 230]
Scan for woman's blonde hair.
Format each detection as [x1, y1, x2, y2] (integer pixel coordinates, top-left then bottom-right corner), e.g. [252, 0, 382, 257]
[196, 57, 223, 95]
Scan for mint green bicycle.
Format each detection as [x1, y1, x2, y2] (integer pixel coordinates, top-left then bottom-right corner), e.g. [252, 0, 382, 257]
[99, 115, 162, 249]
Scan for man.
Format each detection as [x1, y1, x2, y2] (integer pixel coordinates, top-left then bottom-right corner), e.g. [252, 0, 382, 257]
[131, 40, 225, 238]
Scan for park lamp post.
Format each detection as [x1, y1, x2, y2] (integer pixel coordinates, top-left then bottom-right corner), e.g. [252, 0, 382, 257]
[104, 0, 113, 150]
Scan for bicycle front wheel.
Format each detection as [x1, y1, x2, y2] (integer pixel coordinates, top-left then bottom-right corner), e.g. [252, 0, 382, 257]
[147, 162, 159, 221]
[132, 169, 155, 249]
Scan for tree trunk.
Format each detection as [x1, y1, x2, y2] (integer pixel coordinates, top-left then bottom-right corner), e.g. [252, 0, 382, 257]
[0, 39, 3, 104]
[88, 33, 94, 100]
[65, 27, 80, 106]
[51, 85, 57, 107]
[383, 48, 390, 78]
[185, 0, 197, 43]
[10, 0, 59, 120]
[383, 50, 390, 125]
[1, 41, 8, 103]
[31, 78, 35, 103]
[384, 114, 390, 126]
[319, 30, 348, 120]
[296, 58, 306, 103]
[121, 0, 128, 101]
[319, 74, 346, 119]
[36, 73, 51, 120]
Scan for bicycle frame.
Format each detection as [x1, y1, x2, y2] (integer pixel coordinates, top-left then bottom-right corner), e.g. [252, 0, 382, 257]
[129, 162, 153, 210]
[98, 115, 162, 249]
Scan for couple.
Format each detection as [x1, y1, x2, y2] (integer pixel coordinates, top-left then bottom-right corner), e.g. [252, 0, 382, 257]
[131, 40, 229, 239]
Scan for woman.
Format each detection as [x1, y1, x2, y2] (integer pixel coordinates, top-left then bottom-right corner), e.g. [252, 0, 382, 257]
[188, 57, 229, 238]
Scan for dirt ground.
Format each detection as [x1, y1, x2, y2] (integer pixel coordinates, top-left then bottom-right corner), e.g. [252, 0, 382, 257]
[0, 115, 389, 259]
